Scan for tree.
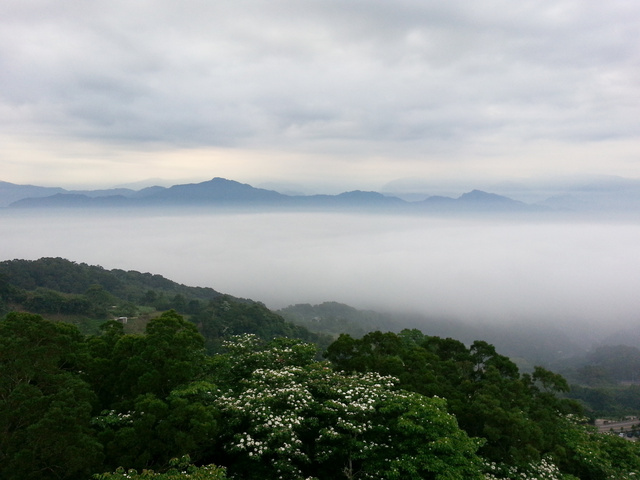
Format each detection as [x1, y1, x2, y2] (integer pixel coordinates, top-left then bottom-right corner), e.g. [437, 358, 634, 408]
[87, 310, 206, 410]
[0, 312, 102, 480]
[87, 311, 218, 471]
[94, 456, 227, 480]
[213, 335, 484, 480]
[555, 419, 640, 480]
[325, 330, 583, 469]
[85, 284, 116, 317]
[93, 387, 221, 472]
[191, 297, 328, 353]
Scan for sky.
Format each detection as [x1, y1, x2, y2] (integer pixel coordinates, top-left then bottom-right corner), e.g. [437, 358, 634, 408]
[1, 1, 640, 192]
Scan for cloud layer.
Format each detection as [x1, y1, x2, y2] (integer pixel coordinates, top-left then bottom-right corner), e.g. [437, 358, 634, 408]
[1, 1, 639, 187]
[2, 209, 639, 338]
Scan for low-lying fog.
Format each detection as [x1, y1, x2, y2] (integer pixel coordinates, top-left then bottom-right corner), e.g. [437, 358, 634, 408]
[2, 209, 639, 341]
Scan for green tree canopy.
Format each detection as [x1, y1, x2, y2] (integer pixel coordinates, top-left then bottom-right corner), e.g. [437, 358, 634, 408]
[212, 334, 484, 480]
[87, 310, 206, 410]
[94, 456, 227, 480]
[325, 330, 583, 469]
[86, 311, 219, 471]
[0, 312, 102, 480]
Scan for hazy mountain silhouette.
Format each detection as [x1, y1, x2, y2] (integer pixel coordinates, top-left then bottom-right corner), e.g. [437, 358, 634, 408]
[7, 178, 410, 210]
[0, 181, 66, 207]
[4, 176, 639, 214]
[417, 189, 543, 213]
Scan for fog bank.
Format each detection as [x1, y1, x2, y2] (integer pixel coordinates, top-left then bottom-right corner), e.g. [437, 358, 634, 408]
[1, 209, 639, 337]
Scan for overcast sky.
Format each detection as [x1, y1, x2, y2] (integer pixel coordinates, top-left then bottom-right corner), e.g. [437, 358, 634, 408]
[2, 1, 639, 191]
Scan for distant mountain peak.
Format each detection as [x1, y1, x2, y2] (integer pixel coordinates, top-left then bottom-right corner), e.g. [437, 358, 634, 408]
[337, 190, 387, 199]
[458, 190, 519, 203]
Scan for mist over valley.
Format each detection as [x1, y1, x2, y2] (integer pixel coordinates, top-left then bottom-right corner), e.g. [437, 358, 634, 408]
[2, 204, 639, 355]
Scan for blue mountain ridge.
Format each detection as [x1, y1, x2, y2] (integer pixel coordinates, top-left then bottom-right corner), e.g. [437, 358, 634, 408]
[2, 177, 550, 213]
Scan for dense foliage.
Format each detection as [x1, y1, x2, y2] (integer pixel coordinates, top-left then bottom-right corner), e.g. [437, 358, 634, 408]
[552, 344, 640, 417]
[212, 335, 483, 480]
[191, 298, 329, 353]
[0, 257, 328, 348]
[0, 257, 224, 306]
[324, 330, 640, 479]
[0, 312, 103, 479]
[2, 258, 640, 479]
[94, 456, 227, 480]
[3, 310, 640, 480]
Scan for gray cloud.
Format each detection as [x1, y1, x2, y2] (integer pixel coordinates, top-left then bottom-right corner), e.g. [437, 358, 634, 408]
[2, 0, 639, 157]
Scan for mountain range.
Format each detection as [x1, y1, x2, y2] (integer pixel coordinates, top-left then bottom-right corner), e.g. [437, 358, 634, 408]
[3, 176, 640, 214]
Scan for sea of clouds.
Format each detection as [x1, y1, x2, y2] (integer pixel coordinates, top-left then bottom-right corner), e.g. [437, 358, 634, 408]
[2, 208, 639, 339]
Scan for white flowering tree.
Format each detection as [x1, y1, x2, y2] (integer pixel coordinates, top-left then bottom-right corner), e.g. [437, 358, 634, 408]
[93, 455, 227, 480]
[482, 456, 574, 480]
[214, 335, 484, 480]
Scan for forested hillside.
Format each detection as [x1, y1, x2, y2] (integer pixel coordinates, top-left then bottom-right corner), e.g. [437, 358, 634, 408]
[0, 257, 227, 319]
[551, 344, 640, 418]
[0, 257, 327, 350]
[2, 258, 640, 479]
[277, 302, 586, 369]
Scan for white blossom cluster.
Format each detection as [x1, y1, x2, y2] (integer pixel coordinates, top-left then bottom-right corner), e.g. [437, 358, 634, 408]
[222, 335, 318, 378]
[216, 336, 471, 479]
[96, 461, 227, 480]
[483, 457, 565, 480]
[91, 409, 136, 429]
[218, 366, 311, 465]
[221, 334, 260, 353]
[217, 364, 398, 479]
